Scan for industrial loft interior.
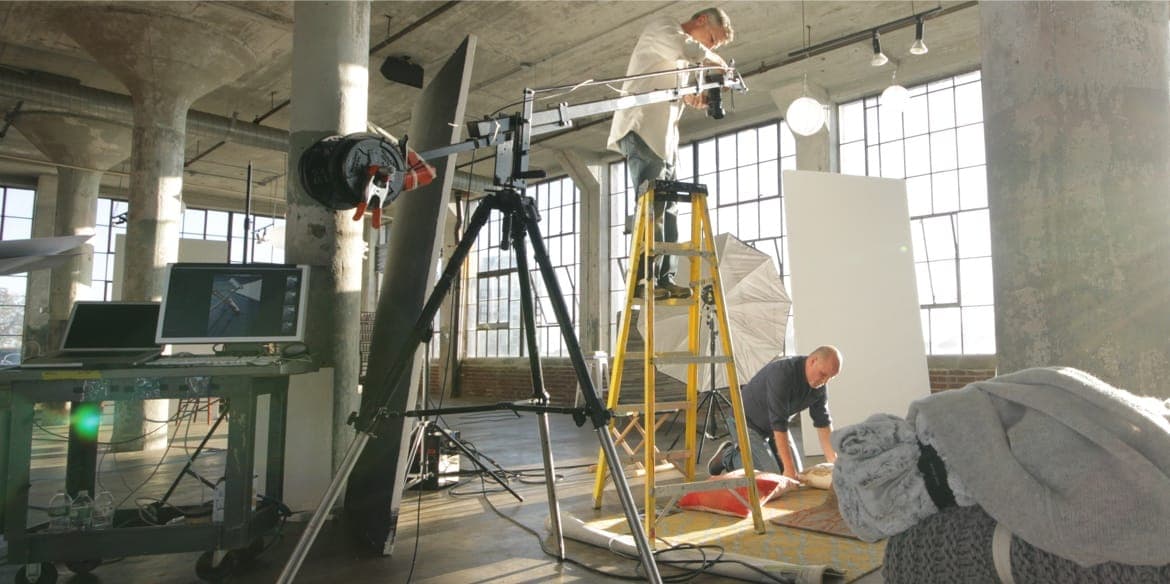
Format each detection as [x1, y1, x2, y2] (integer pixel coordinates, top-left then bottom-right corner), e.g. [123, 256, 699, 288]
[2, 2, 1169, 584]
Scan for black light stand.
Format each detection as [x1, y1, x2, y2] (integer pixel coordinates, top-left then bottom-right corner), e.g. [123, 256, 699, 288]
[694, 286, 735, 461]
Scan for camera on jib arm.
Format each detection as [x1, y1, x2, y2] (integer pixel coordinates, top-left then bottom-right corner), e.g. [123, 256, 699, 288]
[706, 72, 726, 120]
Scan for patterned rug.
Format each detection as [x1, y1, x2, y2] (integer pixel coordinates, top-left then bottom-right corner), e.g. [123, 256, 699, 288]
[587, 486, 885, 582]
[770, 487, 862, 540]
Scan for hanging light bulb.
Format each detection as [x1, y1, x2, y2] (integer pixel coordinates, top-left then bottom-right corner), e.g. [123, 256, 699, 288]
[880, 72, 910, 114]
[910, 16, 928, 55]
[870, 30, 888, 67]
[787, 95, 826, 136]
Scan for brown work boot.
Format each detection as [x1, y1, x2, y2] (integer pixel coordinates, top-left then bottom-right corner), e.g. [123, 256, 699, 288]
[658, 281, 692, 299]
[634, 283, 669, 300]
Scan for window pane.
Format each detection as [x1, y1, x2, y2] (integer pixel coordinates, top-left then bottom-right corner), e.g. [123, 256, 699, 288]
[962, 305, 996, 354]
[930, 129, 958, 172]
[930, 307, 962, 354]
[737, 128, 758, 166]
[906, 176, 933, 217]
[879, 141, 905, 179]
[957, 123, 986, 167]
[3, 218, 30, 240]
[954, 82, 984, 126]
[878, 105, 904, 142]
[928, 260, 958, 303]
[738, 166, 758, 200]
[959, 166, 988, 210]
[839, 101, 865, 143]
[840, 142, 865, 176]
[923, 215, 957, 260]
[5, 189, 34, 218]
[903, 94, 930, 137]
[928, 89, 956, 131]
[777, 123, 793, 158]
[697, 140, 717, 175]
[904, 135, 931, 177]
[957, 209, 991, 258]
[759, 198, 783, 237]
[960, 257, 994, 305]
[718, 134, 737, 168]
[677, 144, 694, 181]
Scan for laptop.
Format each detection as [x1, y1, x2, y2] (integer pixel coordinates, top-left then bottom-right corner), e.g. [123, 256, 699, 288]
[20, 302, 163, 369]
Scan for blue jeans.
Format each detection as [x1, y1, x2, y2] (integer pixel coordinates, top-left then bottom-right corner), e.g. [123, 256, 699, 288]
[617, 132, 678, 285]
[720, 418, 806, 475]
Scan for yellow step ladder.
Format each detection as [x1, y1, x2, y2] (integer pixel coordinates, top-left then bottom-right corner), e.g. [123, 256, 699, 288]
[592, 180, 766, 541]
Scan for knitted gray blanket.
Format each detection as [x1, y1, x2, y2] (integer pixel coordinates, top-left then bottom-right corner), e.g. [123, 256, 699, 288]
[883, 504, 1170, 584]
[834, 367, 1170, 567]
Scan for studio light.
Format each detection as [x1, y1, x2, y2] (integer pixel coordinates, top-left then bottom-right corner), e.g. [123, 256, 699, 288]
[870, 30, 889, 67]
[786, 95, 827, 136]
[910, 17, 928, 55]
[380, 55, 424, 88]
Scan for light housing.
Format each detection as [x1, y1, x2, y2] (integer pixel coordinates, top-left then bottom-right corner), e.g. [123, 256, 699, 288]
[870, 30, 889, 67]
[910, 17, 928, 55]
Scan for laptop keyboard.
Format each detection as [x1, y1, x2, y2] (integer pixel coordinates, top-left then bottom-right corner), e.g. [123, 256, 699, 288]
[143, 355, 282, 368]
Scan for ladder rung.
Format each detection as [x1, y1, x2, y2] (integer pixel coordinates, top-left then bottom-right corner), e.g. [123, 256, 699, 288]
[617, 449, 692, 465]
[623, 351, 732, 365]
[630, 296, 696, 307]
[653, 475, 752, 498]
[613, 400, 692, 414]
[653, 243, 713, 257]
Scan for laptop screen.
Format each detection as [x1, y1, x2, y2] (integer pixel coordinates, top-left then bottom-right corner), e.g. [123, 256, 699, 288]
[62, 302, 162, 351]
[156, 263, 310, 344]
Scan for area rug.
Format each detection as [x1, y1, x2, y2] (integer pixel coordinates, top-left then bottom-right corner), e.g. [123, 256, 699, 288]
[586, 486, 884, 583]
[770, 487, 862, 540]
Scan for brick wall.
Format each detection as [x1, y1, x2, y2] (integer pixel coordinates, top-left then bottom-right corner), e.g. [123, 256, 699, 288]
[443, 354, 1000, 400]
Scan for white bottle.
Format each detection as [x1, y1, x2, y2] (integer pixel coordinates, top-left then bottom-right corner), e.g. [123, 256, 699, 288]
[92, 490, 115, 530]
[47, 491, 72, 532]
[71, 490, 94, 531]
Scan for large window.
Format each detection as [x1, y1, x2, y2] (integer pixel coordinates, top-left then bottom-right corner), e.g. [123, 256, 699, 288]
[463, 176, 580, 357]
[0, 185, 34, 362]
[838, 70, 993, 355]
[607, 120, 798, 351]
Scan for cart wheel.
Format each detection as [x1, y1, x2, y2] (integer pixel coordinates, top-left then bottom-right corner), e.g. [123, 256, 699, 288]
[195, 550, 238, 583]
[15, 563, 58, 584]
[64, 559, 102, 574]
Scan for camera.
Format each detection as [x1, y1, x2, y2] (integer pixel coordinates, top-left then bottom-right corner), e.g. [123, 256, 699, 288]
[706, 72, 725, 120]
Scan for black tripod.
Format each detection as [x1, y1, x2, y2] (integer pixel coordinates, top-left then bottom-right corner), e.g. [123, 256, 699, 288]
[278, 187, 661, 583]
[695, 288, 735, 459]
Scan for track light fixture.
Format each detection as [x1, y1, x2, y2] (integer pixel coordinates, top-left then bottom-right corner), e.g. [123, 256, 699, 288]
[910, 16, 928, 55]
[870, 30, 889, 67]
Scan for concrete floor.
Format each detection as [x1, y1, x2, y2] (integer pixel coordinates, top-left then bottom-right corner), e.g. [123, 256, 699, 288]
[1, 399, 884, 583]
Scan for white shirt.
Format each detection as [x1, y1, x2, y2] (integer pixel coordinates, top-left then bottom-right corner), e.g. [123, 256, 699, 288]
[606, 16, 715, 162]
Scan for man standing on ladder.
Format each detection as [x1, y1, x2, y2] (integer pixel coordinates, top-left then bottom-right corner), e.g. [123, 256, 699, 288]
[708, 345, 843, 481]
[607, 7, 735, 300]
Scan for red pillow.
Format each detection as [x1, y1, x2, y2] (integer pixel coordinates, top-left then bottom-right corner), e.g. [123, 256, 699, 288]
[677, 470, 799, 518]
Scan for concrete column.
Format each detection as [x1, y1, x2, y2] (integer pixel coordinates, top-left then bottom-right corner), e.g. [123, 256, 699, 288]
[554, 149, 607, 354]
[58, 4, 259, 450]
[22, 175, 56, 359]
[286, 1, 369, 471]
[13, 113, 131, 348]
[436, 202, 462, 398]
[982, 2, 1170, 394]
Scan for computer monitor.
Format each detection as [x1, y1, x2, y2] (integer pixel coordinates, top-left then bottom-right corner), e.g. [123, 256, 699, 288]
[63, 301, 161, 351]
[156, 263, 310, 344]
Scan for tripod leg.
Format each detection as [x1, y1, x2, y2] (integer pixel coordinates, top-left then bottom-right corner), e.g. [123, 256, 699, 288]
[522, 206, 662, 584]
[277, 431, 371, 584]
[511, 229, 564, 559]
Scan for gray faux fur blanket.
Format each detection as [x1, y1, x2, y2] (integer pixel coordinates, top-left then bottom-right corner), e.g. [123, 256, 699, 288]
[833, 366, 1170, 567]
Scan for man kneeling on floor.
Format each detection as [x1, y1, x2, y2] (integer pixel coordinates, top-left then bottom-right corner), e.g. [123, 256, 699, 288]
[707, 345, 842, 482]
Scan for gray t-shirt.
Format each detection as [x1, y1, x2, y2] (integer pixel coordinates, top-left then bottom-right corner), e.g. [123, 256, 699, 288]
[740, 356, 832, 435]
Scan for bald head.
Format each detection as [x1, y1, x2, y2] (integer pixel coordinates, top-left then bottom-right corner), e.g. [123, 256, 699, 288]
[805, 345, 842, 388]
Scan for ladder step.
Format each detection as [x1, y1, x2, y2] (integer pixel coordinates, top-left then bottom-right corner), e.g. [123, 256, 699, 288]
[613, 400, 692, 414]
[653, 475, 753, 499]
[624, 352, 733, 365]
[617, 449, 692, 466]
[652, 243, 713, 257]
[630, 296, 696, 307]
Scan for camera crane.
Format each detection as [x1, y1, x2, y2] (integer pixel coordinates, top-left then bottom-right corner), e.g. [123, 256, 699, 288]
[281, 65, 747, 584]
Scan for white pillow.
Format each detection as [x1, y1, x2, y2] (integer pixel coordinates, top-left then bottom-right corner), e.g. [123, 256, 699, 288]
[800, 462, 834, 489]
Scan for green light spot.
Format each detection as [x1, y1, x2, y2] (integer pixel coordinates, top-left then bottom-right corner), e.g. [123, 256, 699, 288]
[71, 403, 102, 441]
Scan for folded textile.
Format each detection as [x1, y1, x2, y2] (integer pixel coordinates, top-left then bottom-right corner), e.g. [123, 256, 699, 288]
[830, 413, 974, 542]
[908, 367, 1170, 566]
[883, 504, 1170, 584]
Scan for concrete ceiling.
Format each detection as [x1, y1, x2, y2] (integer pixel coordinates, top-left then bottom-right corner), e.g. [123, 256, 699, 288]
[0, 1, 982, 213]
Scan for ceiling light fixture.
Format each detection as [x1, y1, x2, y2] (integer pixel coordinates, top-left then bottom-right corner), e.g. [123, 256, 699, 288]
[880, 68, 910, 114]
[910, 17, 928, 55]
[870, 30, 889, 67]
[785, 5, 827, 137]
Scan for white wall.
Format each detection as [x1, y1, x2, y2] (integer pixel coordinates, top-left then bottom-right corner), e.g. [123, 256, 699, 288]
[783, 170, 931, 455]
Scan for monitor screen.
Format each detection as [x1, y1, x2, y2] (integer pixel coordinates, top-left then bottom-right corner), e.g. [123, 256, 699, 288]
[156, 263, 310, 344]
[63, 302, 161, 351]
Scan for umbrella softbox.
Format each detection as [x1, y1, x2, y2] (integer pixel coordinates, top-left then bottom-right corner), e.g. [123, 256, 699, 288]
[637, 233, 790, 391]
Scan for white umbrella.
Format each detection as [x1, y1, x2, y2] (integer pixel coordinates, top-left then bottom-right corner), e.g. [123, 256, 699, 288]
[638, 233, 790, 391]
